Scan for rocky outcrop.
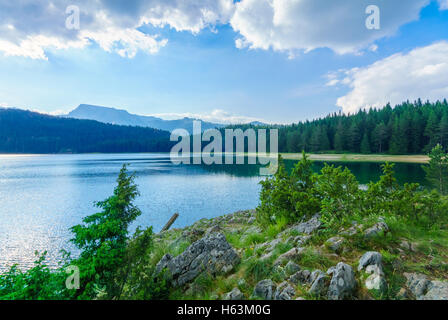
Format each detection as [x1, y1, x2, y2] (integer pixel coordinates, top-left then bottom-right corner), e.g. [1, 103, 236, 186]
[155, 233, 240, 287]
[285, 261, 301, 275]
[224, 288, 244, 300]
[358, 251, 383, 272]
[274, 281, 295, 300]
[326, 236, 345, 253]
[404, 273, 448, 300]
[289, 270, 311, 285]
[252, 279, 276, 300]
[404, 273, 430, 298]
[364, 221, 389, 239]
[274, 247, 304, 266]
[358, 252, 387, 294]
[421, 281, 448, 300]
[292, 214, 322, 235]
[327, 263, 357, 300]
[308, 270, 329, 296]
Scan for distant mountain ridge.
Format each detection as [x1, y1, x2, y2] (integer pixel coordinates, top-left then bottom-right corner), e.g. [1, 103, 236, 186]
[66, 104, 226, 133]
[0, 108, 173, 154]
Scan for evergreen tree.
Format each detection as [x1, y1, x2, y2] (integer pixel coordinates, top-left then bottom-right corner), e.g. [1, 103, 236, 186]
[70, 165, 143, 299]
[372, 122, 388, 153]
[422, 144, 448, 195]
[360, 133, 371, 154]
[438, 110, 448, 149]
[424, 111, 439, 152]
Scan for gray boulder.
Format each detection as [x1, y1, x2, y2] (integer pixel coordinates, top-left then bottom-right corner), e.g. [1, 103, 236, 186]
[327, 263, 357, 300]
[358, 251, 383, 272]
[289, 270, 311, 285]
[285, 261, 301, 275]
[309, 272, 329, 296]
[274, 281, 296, 300]
[293, 214, 322, 234]
[364, 222, 389, 239]
[404, 273, 430, 299]
[252, 279, 276, 300]
[155, 233, 240, 287]
[365, 265, 387, 294]
[420, 281, 448, 300]
[326, 236, 345, 253]
[224, 288, 244, 300]
[274, 247, 304, 266]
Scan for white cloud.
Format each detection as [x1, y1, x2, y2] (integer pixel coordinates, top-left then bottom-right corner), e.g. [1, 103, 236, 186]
[230, 0, 430, 55]
[149, 109, 267, 124]
[0, 0, 233, 59]
[0, 0, 445, 60]
[438, 0, 448, 10]
[139, 0, 234, 34]
[333, 42, 448, 114]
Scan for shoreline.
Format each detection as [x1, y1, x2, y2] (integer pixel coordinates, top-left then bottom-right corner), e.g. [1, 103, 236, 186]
[0, 152, 430, 163]
[280, 153, 429, 164]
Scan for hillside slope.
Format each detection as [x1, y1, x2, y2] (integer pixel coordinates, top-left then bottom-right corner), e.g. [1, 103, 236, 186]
[0, 108, 173, 153]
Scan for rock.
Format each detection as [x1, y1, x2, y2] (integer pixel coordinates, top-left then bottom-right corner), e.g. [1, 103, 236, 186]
[265, 239, 282, 252]
[396, 287, 409, 300]
[340, 226, 358, 237]
[399, 240, 418, 252]
[420, 281, 448, 300]
[260, 251, 274, 261]
[358, 251, 383, 272]
[404, 273, 430, 299]
[248, 217, 256, 224]
[289, 270, 311, 285]
[309, 273, 329, 296]
[155, 233, 240, 287]
[326, 236, 345, 253]
[295, 297, 305, 300]
[206, 225, 222, 235]
[224, 288, 244, 300]
[252, 279, 276, 300]
[327, 263, 357, 300]
[155, 253, 174, 275]
[285, 261, 301, 275]
[365, 265, 387, 294]
[274, 247, 304, 266]
[292, 213, 322, 234]
[310, 270, 325, 284]
[274, 281, 296, 300]
[358, 252, 387, 294]
[364, 222, 389, 239]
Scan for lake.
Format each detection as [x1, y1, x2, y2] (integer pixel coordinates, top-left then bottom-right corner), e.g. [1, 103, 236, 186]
[0, 153, 428, 271]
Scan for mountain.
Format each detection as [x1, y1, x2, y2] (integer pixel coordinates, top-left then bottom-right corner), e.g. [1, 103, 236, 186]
[0, 108, 174, 154]
[66, 104, 225, 133]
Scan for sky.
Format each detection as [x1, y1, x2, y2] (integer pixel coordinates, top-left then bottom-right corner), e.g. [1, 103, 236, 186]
[0, 0, 448, 124]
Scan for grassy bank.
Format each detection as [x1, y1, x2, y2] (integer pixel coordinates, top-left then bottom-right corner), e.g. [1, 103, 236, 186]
[280, 153, 429, 164]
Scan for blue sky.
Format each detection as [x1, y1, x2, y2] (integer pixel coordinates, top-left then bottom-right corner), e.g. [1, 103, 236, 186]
[0, 0, 448, 124]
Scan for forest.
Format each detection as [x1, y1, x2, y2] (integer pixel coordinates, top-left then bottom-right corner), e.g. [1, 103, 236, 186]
[275, 100, 448, 154]
[225, 100, 448, 155]
[0, 108, 174, 153]
[2, 100, 448, 155]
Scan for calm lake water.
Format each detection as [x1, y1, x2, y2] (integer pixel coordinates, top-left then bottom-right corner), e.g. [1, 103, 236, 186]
[0, 153, 427, 271]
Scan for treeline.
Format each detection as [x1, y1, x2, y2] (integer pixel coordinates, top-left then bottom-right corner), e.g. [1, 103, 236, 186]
[227, 100, 448, 155]
[278, 99, 448, 154]
[0, 109, 174, 153]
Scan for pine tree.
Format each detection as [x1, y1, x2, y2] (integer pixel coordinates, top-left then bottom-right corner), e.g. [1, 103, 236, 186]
[438, 110, 448, 149]
[422, 144, 448, 194]
[424, 110, 439, 152]
[360, 133, 371, 154]
[372, 122, 387, 153]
